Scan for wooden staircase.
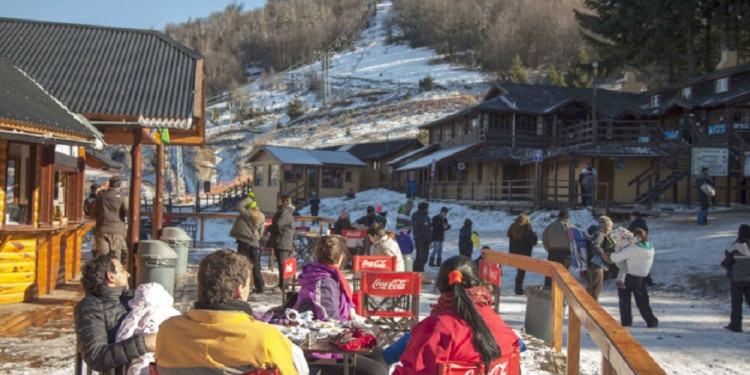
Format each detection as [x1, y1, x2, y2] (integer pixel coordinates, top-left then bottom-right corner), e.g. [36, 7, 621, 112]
[629, 146, 692, 206]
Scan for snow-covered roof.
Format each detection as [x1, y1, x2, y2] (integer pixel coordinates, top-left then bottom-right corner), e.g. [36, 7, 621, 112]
[388, 143, 438, 166]
[395, 142, 480, 171]
[249, 145, 366, 167]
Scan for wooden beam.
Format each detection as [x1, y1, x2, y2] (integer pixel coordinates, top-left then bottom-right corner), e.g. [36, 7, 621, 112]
[152, 144, 164, 239]
[126, 129, 143, 284]
[0, 140, 7, 229]
[193, 58, 206, 148]
[40, 146, 55, 225]
[566, 304, 581, 375]
[551, 280, 564, 352]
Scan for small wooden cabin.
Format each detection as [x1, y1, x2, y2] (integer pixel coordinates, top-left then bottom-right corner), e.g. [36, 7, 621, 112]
[248, 145, 366, 213]
[0, 57, 101, 303]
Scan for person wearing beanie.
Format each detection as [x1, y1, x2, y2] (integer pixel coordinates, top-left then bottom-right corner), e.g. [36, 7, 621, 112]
[720, 224, 750, 332]
[430, 207, 451, 267]
[459, 219, 474, 258]
[411, 202, 432, 272]
[696, 167, 714, 225]
[90, 175, 128, 260]
[541, 209, 573, 289]
[354, 206, 386, 228]
[585, 216, 616, 301]
[230, 191, 266, 293]
[333, 209, 352, 235]
[309, 191, 320, 225]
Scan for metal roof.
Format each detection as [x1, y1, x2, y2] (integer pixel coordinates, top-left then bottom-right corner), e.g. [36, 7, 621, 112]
[0, 56, 98, 141]
[387, 143, 438, 166]
[0, 18, 202, 128]
[249, 145, 366, 167]
[396, 142, 480, 171]
[320, 139, 423, 160]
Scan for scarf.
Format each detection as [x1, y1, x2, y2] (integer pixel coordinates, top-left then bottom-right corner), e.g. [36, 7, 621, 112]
[430, 286, 493, 316]
[334, 266, 353, 300]
[194, 299, 253, 316]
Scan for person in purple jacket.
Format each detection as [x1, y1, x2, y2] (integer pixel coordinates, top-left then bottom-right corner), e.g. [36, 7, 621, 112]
[293, 236, 387, 375]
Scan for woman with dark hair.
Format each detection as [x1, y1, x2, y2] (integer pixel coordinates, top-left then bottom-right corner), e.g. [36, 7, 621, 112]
[267, 194, 295, 290]
[720, 224, 750, 332]
[393, 256, 519, 374]
[606, 228, 659, 328]
[507, 213, 538, 295]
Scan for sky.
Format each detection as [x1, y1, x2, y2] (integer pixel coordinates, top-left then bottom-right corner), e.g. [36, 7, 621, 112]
[1, 0, 267, 30]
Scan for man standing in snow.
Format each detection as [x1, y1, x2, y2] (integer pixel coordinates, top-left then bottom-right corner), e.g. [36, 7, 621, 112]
[411, 202, 432, 272]
[542, 209, 573, 289]
[696, 167, 714, 225]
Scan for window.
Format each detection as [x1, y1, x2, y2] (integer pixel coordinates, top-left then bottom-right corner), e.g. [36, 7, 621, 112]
[345, 171, 352, 182]
[284, 165, 303, 181]
[681, 87, 692, 99]
[650, 95, 660, 108]
[715, 77, 729, 93]
[321, 168, 343, 189]
[372, 161, 380, 170]
[253, 165, 264, 186]
[477, 162, 483, 181]
[5, 143, 34, 225]
[269, 165, 279, 186]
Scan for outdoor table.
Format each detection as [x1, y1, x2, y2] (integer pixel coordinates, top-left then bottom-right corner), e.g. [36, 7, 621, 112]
[301, 337, 373, 375]
[294, 232, 320, 265]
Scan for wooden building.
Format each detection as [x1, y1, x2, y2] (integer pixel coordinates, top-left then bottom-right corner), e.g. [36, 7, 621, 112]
[0, 57, 102, 303]
[0, 18, 205, 298]
[248, 145, 366, 213]
[319, 139, 423, 190]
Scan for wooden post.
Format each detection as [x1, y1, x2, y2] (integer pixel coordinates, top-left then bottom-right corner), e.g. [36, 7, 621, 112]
[569, 158, 577, 206]
[200, 217, 205, 242]
[153, 144, 165, 239]
[566, 304, 581, 375]
[127, 129, 143, 284]
[551, 280, 564, 352]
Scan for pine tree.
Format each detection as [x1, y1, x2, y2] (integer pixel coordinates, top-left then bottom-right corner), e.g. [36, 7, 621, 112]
[547, 65, 566, 86]
[565, 47, 592, 88]
[507, 55, 527, 84]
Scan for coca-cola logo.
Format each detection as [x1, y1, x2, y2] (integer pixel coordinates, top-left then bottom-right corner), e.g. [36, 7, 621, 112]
[488, 268, 499, 281]
[371, 278, 407, 290]
[459, 362, 508, 375]
[285, 263, 294, 273]
[361, 259, 388, 269]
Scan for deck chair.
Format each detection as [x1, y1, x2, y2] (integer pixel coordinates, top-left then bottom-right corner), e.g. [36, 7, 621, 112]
[149, 363, 279, 375]
[359, 271, 421, 344]
[437, 346, 521, 375]
[351, 255, 397, 292]
[478, 259, 502, 312]
[281, 257, 298, 304]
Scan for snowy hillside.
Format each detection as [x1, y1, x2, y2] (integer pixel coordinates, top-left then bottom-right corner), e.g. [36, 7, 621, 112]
[190, 0, 492, 190]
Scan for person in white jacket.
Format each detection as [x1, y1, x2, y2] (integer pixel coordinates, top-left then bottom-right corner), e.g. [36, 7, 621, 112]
[605, 228, 659, 328]
[367, 223, 405, 272]
[116, 283, 180, 375]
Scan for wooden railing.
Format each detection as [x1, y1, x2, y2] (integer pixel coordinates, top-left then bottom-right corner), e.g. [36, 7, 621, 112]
[482, 249, 666, 375]
[553, 120, 661, 148]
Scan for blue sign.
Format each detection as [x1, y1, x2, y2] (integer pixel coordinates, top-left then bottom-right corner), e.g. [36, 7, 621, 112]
[533, 149, 543, 163]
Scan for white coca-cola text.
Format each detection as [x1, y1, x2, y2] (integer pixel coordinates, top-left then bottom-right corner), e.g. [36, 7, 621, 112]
[361, 259, 388, 269]
[285, 263, 294, 273]
[371, 278, 407, 290]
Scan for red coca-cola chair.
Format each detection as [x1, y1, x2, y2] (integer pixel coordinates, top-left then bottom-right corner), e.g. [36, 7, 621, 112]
[351, 255, 397, 293]
[437, 345, 521, 375]
[478, 259, 502, 312]
[149, 363, 279, 375]
[358, 271, 422, 344]
[341, 228, 367, 256]
[281, 257, 298, 304]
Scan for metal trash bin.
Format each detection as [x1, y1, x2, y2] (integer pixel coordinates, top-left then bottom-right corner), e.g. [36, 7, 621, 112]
[524, 285, 552, 344]
[136, 240, 178, 296]
[160, 227, 191, 275]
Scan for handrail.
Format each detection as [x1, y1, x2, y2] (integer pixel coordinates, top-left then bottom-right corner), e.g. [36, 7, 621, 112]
[481, 250, 666, 375]
[627, 146, 689, 187]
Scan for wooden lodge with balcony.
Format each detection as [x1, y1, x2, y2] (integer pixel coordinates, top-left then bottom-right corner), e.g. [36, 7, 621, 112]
[390, 63, 750, 208]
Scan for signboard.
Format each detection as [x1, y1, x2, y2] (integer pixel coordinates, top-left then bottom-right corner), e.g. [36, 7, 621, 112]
[533, 149, 543, 163]
[744, 151, 750, 177]
[691, 148, 729, 176]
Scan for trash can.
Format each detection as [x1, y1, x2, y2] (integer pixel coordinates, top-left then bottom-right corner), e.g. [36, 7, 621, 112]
[160, 227, 191, 275]
[136, 240, 178, 296]
[524, 285, 552, 344]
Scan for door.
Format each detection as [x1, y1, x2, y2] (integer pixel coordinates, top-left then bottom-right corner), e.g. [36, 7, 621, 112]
[596, 159, 614, 203]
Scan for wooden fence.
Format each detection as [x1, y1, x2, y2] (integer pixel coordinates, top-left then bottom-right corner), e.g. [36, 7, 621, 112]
[482, 249, 665, 375]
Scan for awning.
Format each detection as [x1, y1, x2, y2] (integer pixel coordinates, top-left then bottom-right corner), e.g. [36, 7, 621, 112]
[396, 143, 481, 172]
[85, 149, 124, 170]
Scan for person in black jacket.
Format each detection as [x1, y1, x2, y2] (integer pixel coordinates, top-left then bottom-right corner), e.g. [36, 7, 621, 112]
[627, 211, 649, 234]
[429, 207, 450, 267]
[74, 254, 155, 373]
[507, 213, 538, 295]
[720, 224, 750, 332]
[458, 219, 474, 258]
[696, 167, 714, 225]
[267, 194, 295, 290]
[411, 202, 432, 272]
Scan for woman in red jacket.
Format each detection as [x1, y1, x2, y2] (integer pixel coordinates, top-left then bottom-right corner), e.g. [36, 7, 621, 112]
[393, 255, 519, 374]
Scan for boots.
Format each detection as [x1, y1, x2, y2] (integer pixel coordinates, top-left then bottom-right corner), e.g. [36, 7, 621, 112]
[429, 255, 436, 267]
[436, 257, 442, 267]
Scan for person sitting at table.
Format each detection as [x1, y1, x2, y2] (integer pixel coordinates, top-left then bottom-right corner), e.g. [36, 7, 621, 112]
[294, 236, 388, 375]
[154, 250, 308, 375]
[333, 209, 352, 235]
[354, 206, 386, 228]
[267, 193, 296, 290]
[367, 223, 405, 271]
[393, 255, 519, 374]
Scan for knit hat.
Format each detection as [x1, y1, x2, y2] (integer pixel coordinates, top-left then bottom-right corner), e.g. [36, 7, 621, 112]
[738, 224, 750, 241]
[340, 210, 350, 219]
[598, 216, 613, 229]
[367, 206, 375, 214]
